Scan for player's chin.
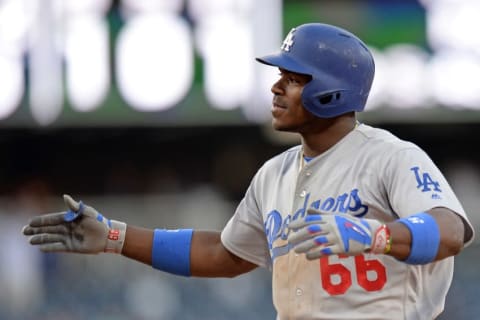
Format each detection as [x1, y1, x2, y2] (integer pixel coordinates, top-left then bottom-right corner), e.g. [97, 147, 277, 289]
[272, 120, 290, 132]
[271, 112, 291, 131]
[271, 118, 299, 132]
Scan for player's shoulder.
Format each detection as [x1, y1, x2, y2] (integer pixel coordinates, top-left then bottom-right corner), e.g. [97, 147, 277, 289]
[356, 123, 421, 153]
[257, 145, 301, 176]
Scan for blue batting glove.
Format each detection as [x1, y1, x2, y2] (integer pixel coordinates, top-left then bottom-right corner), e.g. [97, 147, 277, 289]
[288, 210, 391, 259]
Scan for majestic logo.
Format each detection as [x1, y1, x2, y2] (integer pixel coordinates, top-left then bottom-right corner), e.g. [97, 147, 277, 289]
[264, 188, 368, 260]
[407, 216, 425, 224]
[410, 166, 442, 192]
[281, 28, 296, 52]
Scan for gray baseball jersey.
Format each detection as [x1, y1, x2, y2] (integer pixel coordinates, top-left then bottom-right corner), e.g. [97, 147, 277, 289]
[221, 123, 474, 320]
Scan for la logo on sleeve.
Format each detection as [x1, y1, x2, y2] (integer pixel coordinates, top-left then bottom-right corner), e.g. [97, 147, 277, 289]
[410, 166, 442, 193]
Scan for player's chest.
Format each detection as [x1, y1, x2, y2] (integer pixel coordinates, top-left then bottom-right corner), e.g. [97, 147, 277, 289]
[263, 159, 371, 221]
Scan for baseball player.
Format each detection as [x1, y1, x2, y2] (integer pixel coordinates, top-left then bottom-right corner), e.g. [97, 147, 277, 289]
[23, 23, 474, 319]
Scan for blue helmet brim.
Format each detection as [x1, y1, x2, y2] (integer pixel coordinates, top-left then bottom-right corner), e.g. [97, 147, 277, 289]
[256, 52, 312, 76]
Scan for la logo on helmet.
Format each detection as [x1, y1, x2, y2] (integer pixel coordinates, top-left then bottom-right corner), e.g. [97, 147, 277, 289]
[281, 28, 296, 52]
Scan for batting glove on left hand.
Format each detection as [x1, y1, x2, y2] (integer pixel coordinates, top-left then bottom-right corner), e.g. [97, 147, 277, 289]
[22, 195, 126, 254]
[288, 210, 391, 260]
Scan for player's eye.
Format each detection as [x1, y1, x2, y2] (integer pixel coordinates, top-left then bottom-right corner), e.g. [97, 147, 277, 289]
[277, 72, 300, 84]
[288, 77, 300, 84]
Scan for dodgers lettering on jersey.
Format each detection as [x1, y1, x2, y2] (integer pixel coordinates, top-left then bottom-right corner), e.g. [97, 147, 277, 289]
[265, 188, 368, 261]
[220, 124, 474, 320]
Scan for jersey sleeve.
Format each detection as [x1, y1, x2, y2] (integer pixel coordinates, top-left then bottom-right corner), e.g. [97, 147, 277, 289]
[221, 172, 272, 269]
[383, 146, 475, 245]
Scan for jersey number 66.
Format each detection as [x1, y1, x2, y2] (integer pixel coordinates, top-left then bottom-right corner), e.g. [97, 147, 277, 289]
[320, 255, 387, 295]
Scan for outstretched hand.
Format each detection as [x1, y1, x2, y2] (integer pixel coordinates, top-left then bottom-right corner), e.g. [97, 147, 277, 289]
[288, 209, 390, 260]
[22, 195, 126, 254]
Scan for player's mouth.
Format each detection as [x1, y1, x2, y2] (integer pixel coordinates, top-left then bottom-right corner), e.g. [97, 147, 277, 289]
[271, 101, 287, 115]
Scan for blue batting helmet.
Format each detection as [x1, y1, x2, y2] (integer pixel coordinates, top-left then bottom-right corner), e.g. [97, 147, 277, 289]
[256, 23, 375, 118]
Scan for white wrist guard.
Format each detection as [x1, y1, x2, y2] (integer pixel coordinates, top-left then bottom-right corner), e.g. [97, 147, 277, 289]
[105, 220, 127, 254]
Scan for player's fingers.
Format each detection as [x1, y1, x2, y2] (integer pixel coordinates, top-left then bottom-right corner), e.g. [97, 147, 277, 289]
[28, 212, 67, 227]
[288, 224, 327, 245]
[38, 242, 68, 252]
[63, 194, 80, 211]
[288, 214, 325, 231]
[306, 208, 331, 216]
[288, 220, 309, 231]
[292, 232, 331, 252]
[292, 240, 314, 253]
[293, 235, 330, 254]
[29, 233, 65, 246]
[65, 195, 98, 218]
[63, 194, 88, 222]
[288, 230, 308, 245]
[22, 225, 68, 236]
[21, 225, 29, 235]
[63, 195, 98, 222]
[305, 244, 336, 260]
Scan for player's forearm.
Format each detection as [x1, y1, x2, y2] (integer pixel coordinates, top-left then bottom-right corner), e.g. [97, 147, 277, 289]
[386, 207, 465, 262]
[383, 222, 411, 260]
[428, 207, 467, 258]
[121, 225, 154, 265]
[190, 230, 257, 278]
[121, 227, 257, 278]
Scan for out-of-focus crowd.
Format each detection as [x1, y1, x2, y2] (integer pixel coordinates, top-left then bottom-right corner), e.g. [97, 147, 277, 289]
[1, 126, 480, 319]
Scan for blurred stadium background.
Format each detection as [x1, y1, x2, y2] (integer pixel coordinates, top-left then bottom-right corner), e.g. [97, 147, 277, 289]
[0, 0, 479, 319]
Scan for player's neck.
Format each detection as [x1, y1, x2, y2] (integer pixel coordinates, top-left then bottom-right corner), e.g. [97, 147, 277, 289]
[301, 117, 358, 157]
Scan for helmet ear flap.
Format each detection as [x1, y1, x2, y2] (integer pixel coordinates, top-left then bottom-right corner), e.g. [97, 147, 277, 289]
[302, 79, 348, 118]
[318, 91, 343, 105]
